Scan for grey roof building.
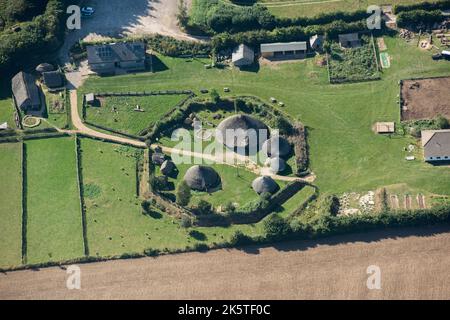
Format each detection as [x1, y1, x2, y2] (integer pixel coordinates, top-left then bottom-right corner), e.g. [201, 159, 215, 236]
[216, 114, 269, 150]
[261, 41, 307, 59]
[232, 44, 254, 67]
[338, 33, 361, 48]
[87, 42, 146, 75]
[184, 165, 221, 192]
[43, 71, 64, 90]
[309, 35, 324, 50]
[252, 176, 278, 195]
[421, 129, 450, 162]
[11, 72, 41, 112]
[262, 135, 291, 158]
[161, 160, 176, 176]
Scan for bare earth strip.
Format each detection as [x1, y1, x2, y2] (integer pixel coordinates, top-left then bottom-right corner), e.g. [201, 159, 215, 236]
[1, 226, 449, 300]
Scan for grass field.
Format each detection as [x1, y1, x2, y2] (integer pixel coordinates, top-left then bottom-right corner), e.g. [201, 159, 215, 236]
[81, 138, 267, 257]
[0, 98, 14, 128]
[80, 35, 450, 197]
[0, 143, 23, 268]
[85, 94, 187, 135]
[256, 0, 430, 18]
[25, 137, 84, 264]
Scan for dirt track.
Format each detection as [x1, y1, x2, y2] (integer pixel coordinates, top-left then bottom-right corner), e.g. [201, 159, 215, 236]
[401, 77, 450, 121]
[1, 226, 449, 300]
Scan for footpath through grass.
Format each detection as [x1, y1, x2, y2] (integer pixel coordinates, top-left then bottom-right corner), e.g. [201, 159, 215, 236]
[0, 142, 23, 268]
[25, 137, 84, 264]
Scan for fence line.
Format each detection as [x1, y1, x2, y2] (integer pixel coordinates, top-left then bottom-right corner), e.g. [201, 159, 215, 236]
[75, 136, 89, 256]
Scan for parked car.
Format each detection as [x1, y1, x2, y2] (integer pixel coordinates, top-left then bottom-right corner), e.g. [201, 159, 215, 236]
[81, 7, 95, 17]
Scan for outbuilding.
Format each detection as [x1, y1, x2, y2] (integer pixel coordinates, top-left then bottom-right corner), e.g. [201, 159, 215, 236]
[309, 35, 324, 51]
[375, 122, 395, 134]
[338, 33, 361, 48]
[184, 165, 221, 192]
[252, 176, 279, 195]
[11, 72, 41, 112]
[232, 44, 254, 67]
[42, 71, 65, 90]
[261, 41, 307, 59]
[421, 129, 450, 162]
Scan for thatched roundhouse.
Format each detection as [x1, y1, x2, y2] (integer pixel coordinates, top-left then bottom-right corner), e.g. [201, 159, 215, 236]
[161, 160, 176, 176]
[252, 176, 278, 195]
[267, 156, 286, 174]
[261, 135, 291, 158]
[216, 114, 269, 150]
[183, 165, 221, 192]
[36, 63, 54, 73]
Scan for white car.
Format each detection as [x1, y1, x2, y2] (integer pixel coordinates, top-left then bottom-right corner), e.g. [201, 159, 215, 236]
[81, 7, 95, 17]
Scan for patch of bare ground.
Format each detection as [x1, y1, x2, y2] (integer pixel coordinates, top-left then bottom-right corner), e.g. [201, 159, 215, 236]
[1, 226, 450, 299]
[401, 77, 450, 121]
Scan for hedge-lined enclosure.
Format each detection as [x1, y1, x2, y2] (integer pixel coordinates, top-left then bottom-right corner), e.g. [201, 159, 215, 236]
[393, 0, 450, 13]
[82, 91, 194, 138]
[328, 35, 381, 84]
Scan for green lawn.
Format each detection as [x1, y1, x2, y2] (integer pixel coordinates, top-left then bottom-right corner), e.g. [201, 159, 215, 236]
[84, 94, 187, 136]
[0, 142, 23, 268]
[0, 98, 14, 128]
[81, 138, 265, 257]
[280, 185, 316, 218]
[25, 137, 84, 264]
[80, 36, 450, 197]
[257, 0, 431, 18]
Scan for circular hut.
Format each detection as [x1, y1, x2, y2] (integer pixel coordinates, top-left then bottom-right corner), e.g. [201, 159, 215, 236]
[266, 156, 286, 174]
[252, 176, 279, 195]
[183, 165, 221, 192]
[216, 114, 269, 151]
[262, 135, 291, 158]
[160, 160, 176, 176]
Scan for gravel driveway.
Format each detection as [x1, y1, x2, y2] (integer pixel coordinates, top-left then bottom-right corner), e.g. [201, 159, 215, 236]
[59, 0, 196, 64]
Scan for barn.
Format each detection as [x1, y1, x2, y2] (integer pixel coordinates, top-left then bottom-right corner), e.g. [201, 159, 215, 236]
[421, 129, 450, 162]
[261, 41, 307, 60]
[11, 72, 41, 112]
[232, 44, 254, 67]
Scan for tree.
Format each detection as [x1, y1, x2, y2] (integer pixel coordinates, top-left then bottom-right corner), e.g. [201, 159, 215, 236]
[176, 0, 189, 28]
[176, 180, 191, 206]
[263, 214, 291, 240]
[180, 215, 192, 228]
[210, 89, 220, 104]
[436, 115, 449, 130]
[195, 200, 213, 215]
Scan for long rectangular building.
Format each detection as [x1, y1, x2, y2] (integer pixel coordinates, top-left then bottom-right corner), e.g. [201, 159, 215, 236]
[260, 41, 307, 59]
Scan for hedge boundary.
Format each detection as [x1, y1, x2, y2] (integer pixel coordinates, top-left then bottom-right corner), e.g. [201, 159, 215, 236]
[75, 136, 89, 256]
[21, 142, 27, 265]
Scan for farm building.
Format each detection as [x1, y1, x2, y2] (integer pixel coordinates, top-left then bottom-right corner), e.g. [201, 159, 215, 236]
[216, 114, 269, 150]
[85, 93, 96, 105]
[338, 33, 361, 48]
[260, 41, 307, 59]
[309, 35, 324, 51]
[11, 72, 41, 112]
[421, 129, 450, 162]
[262, 135, 291, 158]
[42, 71, 65, 90]
[152, 153, 166, 166]
[87, 42, 146, 75]
[183, 165, 221, 192]
[375, 122, 395, 134]
[252, 176, 278, 195]
[232, 44, 254, 67]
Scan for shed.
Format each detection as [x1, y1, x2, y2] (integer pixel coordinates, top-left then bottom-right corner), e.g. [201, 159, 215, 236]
[43, 71, 64, 89]
[232, 44, 254, 67]
[261, 41, 307, 59]
[338, 33, 361, 48]
[85, 93, 96, 105]
[152, 153, 166, 165]
[375, 122, 395, 134]
[11, 72, 41, 112]
[309, 35, 323, 50]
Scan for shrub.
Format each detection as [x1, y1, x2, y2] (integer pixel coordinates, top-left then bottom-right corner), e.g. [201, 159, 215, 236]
[263, 214, 291, 240]
[396, 9, 444, 29]
[193, 200, 213, 215]
[176, 180, 191, 206]
[229, 230, 253, 246]
[180, 215, 192, 228]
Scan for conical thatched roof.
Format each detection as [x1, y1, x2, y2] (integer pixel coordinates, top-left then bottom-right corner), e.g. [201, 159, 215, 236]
[161, 160, 176, 176]
[262, 135, 291, 158]
[184, 165, 221, 191]
[36, 63, 54, 73]
[268, 156, 286, 174]
[252, 176, 278, 195]
[216, 114, 269, 149]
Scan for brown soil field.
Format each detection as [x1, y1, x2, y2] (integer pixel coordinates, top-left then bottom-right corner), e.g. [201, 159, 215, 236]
[401, 77, 450, 121]
[1, 226, 450, 300]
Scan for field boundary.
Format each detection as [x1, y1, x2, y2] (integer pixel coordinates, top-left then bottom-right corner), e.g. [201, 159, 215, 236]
[75, 136, 89, 256]
[20, 142, 27, 265]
